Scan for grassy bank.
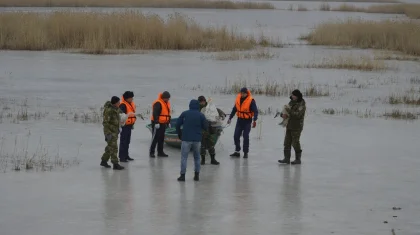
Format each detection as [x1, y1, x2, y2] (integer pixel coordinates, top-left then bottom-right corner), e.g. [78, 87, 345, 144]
[0, 0, 274, 9]
[303, 19, 420, 56]
[330, 3, 420, 19]
[278, 0, 399, 2]
[0, 11, 269, 53]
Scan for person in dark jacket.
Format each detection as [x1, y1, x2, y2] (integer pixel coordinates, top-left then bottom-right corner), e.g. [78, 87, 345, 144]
[119, 91, 136, 162]
[176, 100, 208, 182]
[149, 91, 171, 158]
[227, 87, 259, 159]
[278, 89, 306, 165]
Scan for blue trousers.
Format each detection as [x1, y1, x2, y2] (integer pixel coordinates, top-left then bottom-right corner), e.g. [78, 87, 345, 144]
[234, 119, 252, 153]
[180, 141, 201, 174]
[119, 125, 132, 161]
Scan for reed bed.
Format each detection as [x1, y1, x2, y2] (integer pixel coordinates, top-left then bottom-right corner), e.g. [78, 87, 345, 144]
[331, 3, 420, 19]
[0, 0, 275, 9]
[303, 19, 420, 56]
[205, 48, 278, 61]
[294, 55, 387, 71]
[0, 11, 269, 53]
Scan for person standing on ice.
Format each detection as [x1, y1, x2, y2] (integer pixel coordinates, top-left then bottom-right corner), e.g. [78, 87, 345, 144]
[176, 99, 208, 182]
[101, 96, 125, 170]
[198, 96, 226, 165]
[278, 89, 306, 165]
[227, 87, 259, 159]
[149, 91, 171, 158]
[119, 91, 136, 162]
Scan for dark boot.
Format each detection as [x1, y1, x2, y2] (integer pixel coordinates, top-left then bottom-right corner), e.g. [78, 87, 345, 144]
[177, 174, 185, 182]
[100, 160, 111, 168]
[201, 155, 206, 165]
[149, 153, 156, 158]
[243, 153, 248, 159]
[158, 152, 169, 157]
[230, 152, 240, 157]
[127, 156, 134, 161]
[291, 151, 302, 165]
[278, 149, 291, 164]
[113, 163, 125, 170]
[210, 155, 220, 165]
[194, 172, 199, 181]
[120, 159, 128, 163]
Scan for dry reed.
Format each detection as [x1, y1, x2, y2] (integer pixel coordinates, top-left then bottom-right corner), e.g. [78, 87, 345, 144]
[383, 110, 418, 120]
[319, 2, 331, 11]
[303, 19, 420, 56]
[206, 48, 278, 61]
[332, 3, 420, 19]
[0, 0, 275, 9]
[294, 55, 387, 71]
[0, 11, 266, 53]
[297, 4, 308, 11]
[388, 94, 420, 105]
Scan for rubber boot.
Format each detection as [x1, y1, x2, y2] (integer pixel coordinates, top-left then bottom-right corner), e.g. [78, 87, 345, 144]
[113, 163, 125, 170]
[278, 149, 291, 164]
[194, 172, 199, 181]
[149, 153, 156, 158]
[127, 156, 134, 161]
[201, 155, 206, 165]
[243, 153, 248, 159]
[291, 151, 302, 165]
[230, 152, 240, 157]
[210, 155, 220, 165]
[100, 160, 111, 168]
[158, 152, 169, 157]
[177, 174, 185, 182]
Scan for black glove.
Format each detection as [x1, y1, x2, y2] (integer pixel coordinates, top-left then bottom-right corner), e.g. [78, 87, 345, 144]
[105, 134, 113, 142]
[178, 133, 182, 140]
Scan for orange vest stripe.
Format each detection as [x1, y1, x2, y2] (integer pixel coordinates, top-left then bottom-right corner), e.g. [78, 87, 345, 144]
[151, 93, 171, 124]
[120, 97, 136, 125]
[235, 90, 254, 119]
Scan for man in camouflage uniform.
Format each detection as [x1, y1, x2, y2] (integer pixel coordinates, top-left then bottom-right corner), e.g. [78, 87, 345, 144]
[101, 96, 125, 170]
[198, 96, 226, 165]
[278, 89, 306, 165]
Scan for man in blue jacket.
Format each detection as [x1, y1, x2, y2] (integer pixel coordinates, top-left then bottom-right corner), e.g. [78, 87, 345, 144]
[176, 100, 208, 182]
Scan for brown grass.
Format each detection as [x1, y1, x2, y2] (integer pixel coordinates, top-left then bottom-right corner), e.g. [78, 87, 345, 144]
[0, 11, 270, 53]
[388, 94, 420, 105]
[294, 55, 387, 71]
[297, 4, 308, 11]
[374, 53, 420, 62]
[213, 78, 330, 97]
[383, 110, 418, 120]
[331, 3, 420, 19]
[319, 2, 331, 11]
[278, 0, 398, 2]
[303, 19, 420, 56]
[0, 0, 275, 9]
[206, 48, 278, 61]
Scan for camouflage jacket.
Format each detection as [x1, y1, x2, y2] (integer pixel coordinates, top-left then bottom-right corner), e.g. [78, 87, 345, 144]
[102, 101, 121, 135]
[286, 99, 306, 131]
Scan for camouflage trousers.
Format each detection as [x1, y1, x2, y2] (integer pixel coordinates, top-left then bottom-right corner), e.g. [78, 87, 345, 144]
[102, 134, 119, 164]
[200, 131, 216, 157]
[284, 129, 302, 153]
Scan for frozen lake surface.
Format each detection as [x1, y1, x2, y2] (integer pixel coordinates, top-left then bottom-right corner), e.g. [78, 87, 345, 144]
[1, 2, 420, 235]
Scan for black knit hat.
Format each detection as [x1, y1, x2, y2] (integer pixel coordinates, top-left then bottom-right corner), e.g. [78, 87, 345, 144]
[291, 89, 303, 101]
[198, 96, 206, 102]
[123, 91, 134, 100]
[162, 91, 171, 99]
[240, 87, 248, 93]
[111, 96, 120, 104]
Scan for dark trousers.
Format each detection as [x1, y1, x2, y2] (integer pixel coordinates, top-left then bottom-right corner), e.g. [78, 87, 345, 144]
[234, 119, 252, 153]
[149, 123, 166, 154]
[119, 125, 132, 161]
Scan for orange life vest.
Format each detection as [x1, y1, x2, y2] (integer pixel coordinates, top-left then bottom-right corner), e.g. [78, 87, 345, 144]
[235, 90, 254, 119]
[120, 97, 136, 125]
[151, 93, 171, 124]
